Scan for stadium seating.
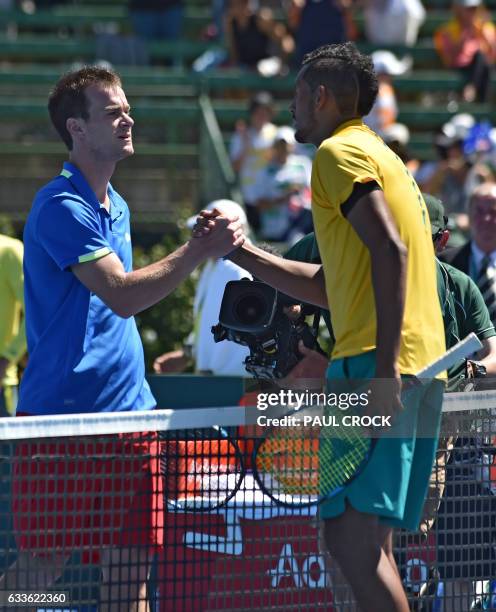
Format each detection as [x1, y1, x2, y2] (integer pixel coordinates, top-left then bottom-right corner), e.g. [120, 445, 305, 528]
[0, 0, 494, 219]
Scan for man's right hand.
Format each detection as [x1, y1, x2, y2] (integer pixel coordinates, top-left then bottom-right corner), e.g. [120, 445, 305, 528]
[190, 210, 245, 258]
[278, 341, 328, 391]
[363, 373, 403, 425]
[191, 208, 221, 237]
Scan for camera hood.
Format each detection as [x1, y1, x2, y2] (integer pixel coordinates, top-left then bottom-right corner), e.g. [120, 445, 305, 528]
[218, 280, 278, 333]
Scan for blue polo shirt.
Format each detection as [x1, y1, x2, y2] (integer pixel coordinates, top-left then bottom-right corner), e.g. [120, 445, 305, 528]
[18, 162, 156, 415]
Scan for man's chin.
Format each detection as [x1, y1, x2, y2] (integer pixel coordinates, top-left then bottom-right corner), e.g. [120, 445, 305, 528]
[294, 129, 307, 144]
[120, 144, 134, 158]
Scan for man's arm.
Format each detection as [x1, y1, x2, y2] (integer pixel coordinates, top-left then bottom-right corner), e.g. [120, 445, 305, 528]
[228, 241, 328, 308]
[72, 218, 244, 319]
[475, 337, 496, 374]
[346, 189, 407, 379]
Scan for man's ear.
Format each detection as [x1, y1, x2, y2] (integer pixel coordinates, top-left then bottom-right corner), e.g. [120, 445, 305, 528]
[66, 117, 85, 143]
[438, 229, 450, 251]
[314, 84, 328, 111]
[315, 84, 337, 114]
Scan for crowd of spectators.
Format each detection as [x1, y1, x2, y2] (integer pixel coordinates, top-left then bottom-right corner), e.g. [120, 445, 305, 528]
[196, 0, 496, 243]
[6, 0, 496, 317]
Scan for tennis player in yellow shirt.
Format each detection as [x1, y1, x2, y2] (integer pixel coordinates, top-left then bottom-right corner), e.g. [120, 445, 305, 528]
[194, 42, 445, 611]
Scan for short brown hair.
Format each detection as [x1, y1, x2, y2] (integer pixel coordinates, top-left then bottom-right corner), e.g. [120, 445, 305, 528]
[48, 66, 122, 150]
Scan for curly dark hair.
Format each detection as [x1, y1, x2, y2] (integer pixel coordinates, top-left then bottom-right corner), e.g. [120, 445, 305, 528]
[301, 43, 378, 118]
[48, 66, 122, 150]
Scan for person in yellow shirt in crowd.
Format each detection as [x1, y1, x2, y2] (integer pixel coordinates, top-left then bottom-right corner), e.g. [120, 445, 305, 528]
[194, 42, 446, 612]
[0, 234, 26, 417]
[434, 0, 496, 102]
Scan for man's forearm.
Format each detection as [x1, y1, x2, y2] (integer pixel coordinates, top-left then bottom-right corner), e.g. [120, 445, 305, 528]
[74, 240, 205, 319]
[116, 241, 205, 317]
[477, 337, 496, 375]
[371, 241, 407, 376]
[229, 242, 328, 308]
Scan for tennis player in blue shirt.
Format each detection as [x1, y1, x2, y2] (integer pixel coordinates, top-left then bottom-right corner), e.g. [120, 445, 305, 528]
[5, 66, 244, 612]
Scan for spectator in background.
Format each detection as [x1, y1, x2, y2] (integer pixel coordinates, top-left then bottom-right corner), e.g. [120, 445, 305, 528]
[417, 113, 483, 230]
[254, 126, 313, 243]
[153, 200, 252, 376]
[224, 0, 294, 73]
[365, 51, 411, 137]
[441, 182, 496, 327]
[229, 91, 277, 232]
[0, 234, 26, 417]
[382, 123, 421, 176]
[434, 0, 496, 103]
[288, 0, 355, 67]
[363, 0, 425, 46]
[129, 0, 183, 42]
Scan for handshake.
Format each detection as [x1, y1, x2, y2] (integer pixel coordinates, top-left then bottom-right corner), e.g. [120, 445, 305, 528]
[190, 207, 246, 259]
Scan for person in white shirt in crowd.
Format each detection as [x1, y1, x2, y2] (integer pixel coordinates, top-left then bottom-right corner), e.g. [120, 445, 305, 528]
[153, 200, 252, 377]
[254, 126, 313, 243]
[365, 51, 411, 137]
[363, 0, 425, 46]
[229, 92, 277, 233]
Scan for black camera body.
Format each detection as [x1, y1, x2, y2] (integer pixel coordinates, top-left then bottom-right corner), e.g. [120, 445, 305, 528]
[212, 279, 324, 380]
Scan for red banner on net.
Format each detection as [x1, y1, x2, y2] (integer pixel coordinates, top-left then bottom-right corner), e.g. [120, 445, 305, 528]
[157, 505, 333, 611]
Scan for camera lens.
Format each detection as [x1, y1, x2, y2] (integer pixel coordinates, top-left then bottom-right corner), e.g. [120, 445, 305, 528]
[233, 293, 268, 326]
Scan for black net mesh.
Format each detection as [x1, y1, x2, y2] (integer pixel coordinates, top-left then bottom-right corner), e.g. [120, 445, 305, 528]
[0, 395, 494, 611]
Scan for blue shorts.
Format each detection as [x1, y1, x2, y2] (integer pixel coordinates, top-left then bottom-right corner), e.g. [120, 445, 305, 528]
[320, 351, 445, 531]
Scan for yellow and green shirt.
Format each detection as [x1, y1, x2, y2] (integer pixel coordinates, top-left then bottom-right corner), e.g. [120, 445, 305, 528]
[311, 119, 445, 375]
[0, 234, 26, 386]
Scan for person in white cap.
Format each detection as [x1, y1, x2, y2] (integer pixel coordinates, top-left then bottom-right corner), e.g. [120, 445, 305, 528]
[434, 0, 496, 102]
[153, 200, 253, 376]
[253, 126, 313, 243]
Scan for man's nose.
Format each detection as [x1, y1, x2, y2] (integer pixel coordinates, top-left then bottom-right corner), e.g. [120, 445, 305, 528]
[122, 113, 134, 127]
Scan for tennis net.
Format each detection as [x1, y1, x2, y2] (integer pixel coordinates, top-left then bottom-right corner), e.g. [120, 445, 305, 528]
[0, 391, 494, 611]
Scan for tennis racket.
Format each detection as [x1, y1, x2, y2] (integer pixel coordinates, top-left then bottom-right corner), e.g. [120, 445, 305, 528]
[252, 333, 483, 508]
[161, 425, 245, 512]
